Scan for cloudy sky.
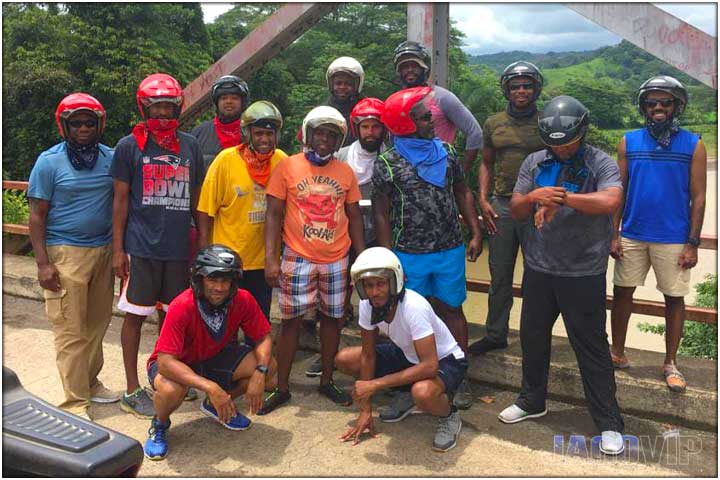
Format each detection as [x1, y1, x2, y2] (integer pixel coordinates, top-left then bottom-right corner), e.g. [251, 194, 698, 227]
[200, 3, 717, 55]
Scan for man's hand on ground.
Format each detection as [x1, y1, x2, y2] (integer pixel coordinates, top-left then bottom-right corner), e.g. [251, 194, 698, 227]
[678, 244, 698, 269]
[208, 384, 237, 423]
[340, 409, 377, 446]
[37, 263, 61, 292]
[245, 371, 265, 415]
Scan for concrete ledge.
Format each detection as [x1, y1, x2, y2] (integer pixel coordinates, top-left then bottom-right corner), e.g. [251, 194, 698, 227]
[3, 253, 716, 431]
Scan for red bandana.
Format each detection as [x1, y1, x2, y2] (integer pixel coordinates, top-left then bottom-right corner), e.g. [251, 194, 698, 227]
[214, 117, 241, 149]
[238, 143, 273, 187]
[132, 119, 180, 154]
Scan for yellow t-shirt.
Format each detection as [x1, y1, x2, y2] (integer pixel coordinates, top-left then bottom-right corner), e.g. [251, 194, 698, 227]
[198, 146, 286, 270]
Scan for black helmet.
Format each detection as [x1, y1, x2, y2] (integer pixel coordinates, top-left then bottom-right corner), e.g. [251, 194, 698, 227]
[500, 61, 544, 101]
[393, 40, 431, 75]
[190, 244, 243, 301]
[538, 95, 590, 146]
[637, 75, 688, 117]
[211, 75, 250, 109]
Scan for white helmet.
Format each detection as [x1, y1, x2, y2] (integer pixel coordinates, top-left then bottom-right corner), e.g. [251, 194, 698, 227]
[326, 56, 365, 93]
[351, 247, 405, 300]
[301, 105, 348, 153]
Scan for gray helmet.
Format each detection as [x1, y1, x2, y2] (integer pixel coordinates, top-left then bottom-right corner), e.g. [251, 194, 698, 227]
[538, 95, 589, 146]
[500, 61, 544, 101]
[190, 244, 243, 301]
[240, 100, 283, 143]
[393, 40, 431, 78]
[637, 75, 688, 117]
[211, 75, 250, 109]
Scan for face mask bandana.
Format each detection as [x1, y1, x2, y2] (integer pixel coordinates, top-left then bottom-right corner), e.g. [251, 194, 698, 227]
[65, 140, 100, 170]
[646, 116, 680, 149]
[132, 119, 180, 153]
[214, 117, 242, 149]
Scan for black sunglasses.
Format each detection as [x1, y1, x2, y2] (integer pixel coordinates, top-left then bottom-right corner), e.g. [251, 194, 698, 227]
[68, 119, 98, 128]
[643, 98, 675, 108]
[509, 82, 534, 91]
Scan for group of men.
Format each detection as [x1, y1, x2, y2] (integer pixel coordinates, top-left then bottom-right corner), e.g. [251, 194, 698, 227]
[28, 37, 706, 462]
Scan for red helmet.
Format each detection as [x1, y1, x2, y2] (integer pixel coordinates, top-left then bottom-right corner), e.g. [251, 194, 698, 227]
[136, 73, 183, 118]
[350, 98, 385, 138]
[381, 86, 432, 136]
[55, 93, 106, 138]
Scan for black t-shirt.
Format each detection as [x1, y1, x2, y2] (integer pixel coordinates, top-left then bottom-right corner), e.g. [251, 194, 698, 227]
[111, 131, 204, 261]
[189, 120, 222, 173]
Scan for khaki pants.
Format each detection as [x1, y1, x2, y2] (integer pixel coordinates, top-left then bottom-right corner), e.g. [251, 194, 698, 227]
[44, 244, 114, 413]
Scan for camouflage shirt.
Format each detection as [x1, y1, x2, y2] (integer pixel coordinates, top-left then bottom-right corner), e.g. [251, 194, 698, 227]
[372, 144, 464, 254]
[484, 111, 544, 197]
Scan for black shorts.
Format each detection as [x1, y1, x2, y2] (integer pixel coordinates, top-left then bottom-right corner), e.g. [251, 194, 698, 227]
[118, 256, 189, 315]
[239, 269, 272, 323]
[148, 342, 253, 391]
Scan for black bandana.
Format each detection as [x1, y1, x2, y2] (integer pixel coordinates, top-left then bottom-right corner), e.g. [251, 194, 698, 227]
[370, 288, 407, 325]
[646, 117, 680, 149]
[506, 103, 537, 120]
[66, 140, 100, 170]
[196, 297, 230, 342]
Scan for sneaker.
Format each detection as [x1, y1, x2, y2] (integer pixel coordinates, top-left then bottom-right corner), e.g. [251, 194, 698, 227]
[318, 381, 352, 406]
[468, 337, 508, 356]
[256, 388, 292, 416]
[200, 398, 251, 431]
[599, 430, 625, 456]
[432, 407, 462, 452]
[144, 417, 170, 461]
[453, 379, 473, 410]
[379, 391, 416, 423]
[90, 382, 121, 404]
[663, 363, 687, 393]
[121, 387, 156, 419]
[610, 349, 630, 369]
[305, 355, 323, 377]
[184, 387, 198, 401]
[497, 404, 548, 424]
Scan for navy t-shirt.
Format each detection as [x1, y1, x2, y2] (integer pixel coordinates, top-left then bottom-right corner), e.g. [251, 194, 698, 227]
[111, 131, 204, 261]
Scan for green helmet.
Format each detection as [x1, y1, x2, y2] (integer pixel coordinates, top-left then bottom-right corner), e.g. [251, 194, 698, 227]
[240, 100, 283, 141]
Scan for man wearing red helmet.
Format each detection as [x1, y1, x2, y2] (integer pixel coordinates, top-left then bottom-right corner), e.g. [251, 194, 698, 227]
[28, 93, 118, 419]
[111, 73, 205, 419]
[373, 86, 483, 412]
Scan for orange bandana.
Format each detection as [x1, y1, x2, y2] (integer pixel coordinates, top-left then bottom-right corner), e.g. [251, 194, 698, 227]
[238, 143, 273, 187]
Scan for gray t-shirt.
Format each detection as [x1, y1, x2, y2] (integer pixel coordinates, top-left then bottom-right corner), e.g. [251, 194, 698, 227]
[189, 120, 222, 173]
[513, 145, 622, 276]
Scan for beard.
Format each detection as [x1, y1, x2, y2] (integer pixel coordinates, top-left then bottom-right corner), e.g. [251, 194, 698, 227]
[359, 136, 382, 152]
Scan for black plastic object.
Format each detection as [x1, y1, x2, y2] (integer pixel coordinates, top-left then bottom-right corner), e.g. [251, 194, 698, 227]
[2, 367, 143, 477]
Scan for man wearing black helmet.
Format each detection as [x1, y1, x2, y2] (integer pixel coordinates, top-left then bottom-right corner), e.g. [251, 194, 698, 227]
[469, 61, 545, 356]
[142, 245, 277, 461]
[392, 40, 483, 175]
[499, 96, 626, 456]
[190, 75, 250, 171]
[609, 76, 707, 394]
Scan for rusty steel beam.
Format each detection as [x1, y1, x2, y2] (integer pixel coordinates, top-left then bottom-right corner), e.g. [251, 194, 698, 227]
[407, 3, 449, 88]
[2, 224, 29, 236]
[2, 181, 28, 191]
[179, 2, 339, 127]
[566, 3, 717, 89]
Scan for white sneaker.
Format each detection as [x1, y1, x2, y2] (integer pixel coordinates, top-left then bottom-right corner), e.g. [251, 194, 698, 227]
[497, 404, 548, 424]
[600, 430, 625, 455]
[90, 382, 121, 404]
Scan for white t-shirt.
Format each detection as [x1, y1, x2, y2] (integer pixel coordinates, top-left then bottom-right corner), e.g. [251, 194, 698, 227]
[358, 289, 465, 364]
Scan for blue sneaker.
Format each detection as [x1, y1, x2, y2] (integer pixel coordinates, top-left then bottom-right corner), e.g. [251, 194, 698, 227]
[144, 417, 170, 461]
[200, 398, 251, 431]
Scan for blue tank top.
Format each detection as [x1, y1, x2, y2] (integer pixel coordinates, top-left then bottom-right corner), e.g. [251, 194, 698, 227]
[622, 128, 699, 243]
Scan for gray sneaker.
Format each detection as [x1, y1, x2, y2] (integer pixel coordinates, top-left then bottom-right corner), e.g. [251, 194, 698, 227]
[121, 387, 155, 419]
[452, 379, 473, 410]
[305, 355, 323, 377]
[378, 391, 415, 423]
[433, 408, 462, 452]
[184, 387, 198, 401]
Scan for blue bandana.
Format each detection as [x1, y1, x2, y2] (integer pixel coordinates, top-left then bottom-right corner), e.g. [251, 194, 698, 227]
[393, 136, 448, 188]
[536, 147, 588, 193]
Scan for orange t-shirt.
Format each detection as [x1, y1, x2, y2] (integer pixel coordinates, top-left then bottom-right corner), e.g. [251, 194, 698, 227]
[265, 152, 361, 263]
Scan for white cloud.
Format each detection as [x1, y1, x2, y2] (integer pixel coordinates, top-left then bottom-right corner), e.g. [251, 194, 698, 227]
[201, 3, 234, 24]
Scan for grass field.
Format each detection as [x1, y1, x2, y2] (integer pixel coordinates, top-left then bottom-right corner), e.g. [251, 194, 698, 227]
[601, 124, 717, 159]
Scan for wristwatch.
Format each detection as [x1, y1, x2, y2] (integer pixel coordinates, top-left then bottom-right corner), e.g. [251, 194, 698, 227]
[255, 364, 269, 375]
[687, 236, 701, 248]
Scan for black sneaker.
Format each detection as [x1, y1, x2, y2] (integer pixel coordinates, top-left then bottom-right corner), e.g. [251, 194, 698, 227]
[318, 381, 352, 406]
[256, 388, 291, 416]
[468, 337, 508, 356]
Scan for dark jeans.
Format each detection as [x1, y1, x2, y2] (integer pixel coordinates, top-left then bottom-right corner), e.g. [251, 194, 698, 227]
[485, 196, 529, 343]
[240, 269, 272, 347]
[515, 267, 624, 433]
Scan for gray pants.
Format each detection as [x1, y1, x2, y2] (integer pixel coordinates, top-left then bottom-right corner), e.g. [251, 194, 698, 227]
[485, 196, 529, 343]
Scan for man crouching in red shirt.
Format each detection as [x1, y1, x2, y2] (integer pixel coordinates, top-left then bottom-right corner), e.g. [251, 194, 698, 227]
[143, 244, 277, 461]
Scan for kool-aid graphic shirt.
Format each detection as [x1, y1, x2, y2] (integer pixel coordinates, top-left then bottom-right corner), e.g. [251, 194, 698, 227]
[265, 152, 361, 263]
[111, 132, 204, 261]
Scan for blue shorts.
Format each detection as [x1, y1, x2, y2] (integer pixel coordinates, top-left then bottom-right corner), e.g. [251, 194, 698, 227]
[374, 342, 468, 395]
[148, 342, 253, 392]
[395, 245, 467, 308]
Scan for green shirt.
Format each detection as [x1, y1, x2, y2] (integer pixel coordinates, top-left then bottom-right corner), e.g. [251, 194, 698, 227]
[483, 111, 544, 197]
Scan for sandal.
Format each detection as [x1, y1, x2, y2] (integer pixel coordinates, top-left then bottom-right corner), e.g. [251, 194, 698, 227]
[610, 349, 630, 369]
[663, 364, 687, 393]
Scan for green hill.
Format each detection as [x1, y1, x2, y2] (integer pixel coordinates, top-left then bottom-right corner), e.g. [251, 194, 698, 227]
[467, 49, 600, 72]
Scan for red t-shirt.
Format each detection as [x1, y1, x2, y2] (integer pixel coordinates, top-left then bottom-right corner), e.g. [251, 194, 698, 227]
[147, 288, 271, 369]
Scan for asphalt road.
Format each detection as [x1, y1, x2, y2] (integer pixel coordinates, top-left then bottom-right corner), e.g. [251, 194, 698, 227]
[3, 294, 716, 477]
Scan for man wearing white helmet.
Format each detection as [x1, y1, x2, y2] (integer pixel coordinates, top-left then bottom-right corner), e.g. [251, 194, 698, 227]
[260, 106, 365, 414]
[336, 247, 467, 452]
[325, 56, 365, 147]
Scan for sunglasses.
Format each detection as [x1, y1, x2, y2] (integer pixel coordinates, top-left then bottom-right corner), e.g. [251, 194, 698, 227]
[68, 119, 98, 128]
[643, 98, 675, 108]
[509, 82, 534, 91]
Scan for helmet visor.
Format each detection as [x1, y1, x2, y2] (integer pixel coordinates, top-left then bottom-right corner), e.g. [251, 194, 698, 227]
[140, 96, 183, 107]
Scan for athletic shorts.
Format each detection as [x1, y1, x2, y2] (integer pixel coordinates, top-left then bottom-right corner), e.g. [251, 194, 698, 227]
[278, 246, 349, 320]
[148, 341, 253, 392]
[374, 342, 468, 395]
[117, 256, 188, 316]
[613, 237, 691, 297]
[395, 244, 467, 308]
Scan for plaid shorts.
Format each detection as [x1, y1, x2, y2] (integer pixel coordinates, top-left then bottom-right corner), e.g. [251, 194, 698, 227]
[278, 246, 349, 320]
